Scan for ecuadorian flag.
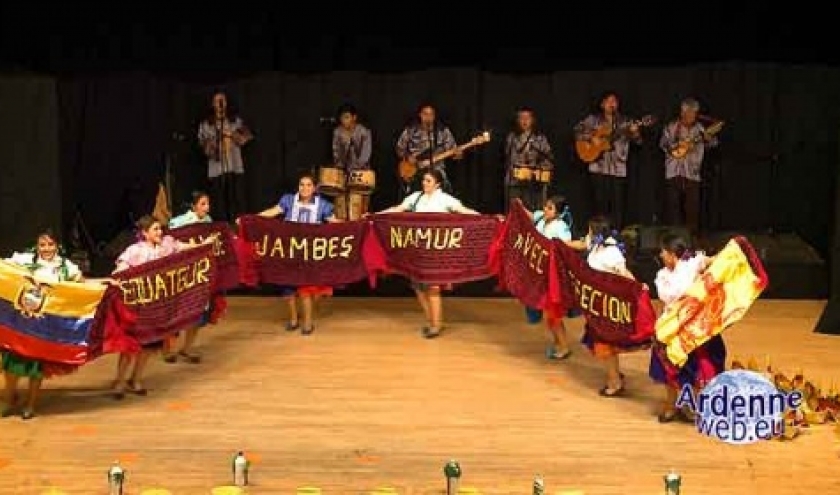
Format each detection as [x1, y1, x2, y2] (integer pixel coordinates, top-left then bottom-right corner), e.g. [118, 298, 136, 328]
[0, 260, 108, 365]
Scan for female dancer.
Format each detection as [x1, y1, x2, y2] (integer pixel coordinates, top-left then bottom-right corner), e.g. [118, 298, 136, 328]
[522, 195, 586, 359]
[251, 173, 340, 335]
[164, 190, 213, 363]
[376, 169, 480, 339]
[649, 234, 723, 422]
[112, 215, 214, 398]
[581, 216, 640, 397]
[2, 229, 84, 419]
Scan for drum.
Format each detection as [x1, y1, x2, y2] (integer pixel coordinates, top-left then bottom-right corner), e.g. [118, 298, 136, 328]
[536, 167, 552, 183]
[318, 166, 345, 196]
[512, 166, 534, 182]
[347, 169, 376, 195]
[333, 193, 370, 221]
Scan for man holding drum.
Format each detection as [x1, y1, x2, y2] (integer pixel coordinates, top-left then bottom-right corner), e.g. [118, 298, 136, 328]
[503, 107, 554, 211]
[326, 103, 374, 220]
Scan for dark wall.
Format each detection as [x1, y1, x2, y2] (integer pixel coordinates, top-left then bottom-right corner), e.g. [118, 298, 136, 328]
[0, 74, 61, 254]
[4, 62, 839, 262]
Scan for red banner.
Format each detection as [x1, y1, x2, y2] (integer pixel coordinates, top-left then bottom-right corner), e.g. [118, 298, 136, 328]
[237, 215, 370, 286]
[365, 213, 503, 285]
[554, 238, 655, 349]
[113, 245, 217, 345]
[489, 203, 560, 315]
[167, 221, 240, 290]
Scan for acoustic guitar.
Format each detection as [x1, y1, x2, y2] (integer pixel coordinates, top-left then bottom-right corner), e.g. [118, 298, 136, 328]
[398, 131, 491, 182]
[574, 115, 656, 163]
[668, 120, 725, 159]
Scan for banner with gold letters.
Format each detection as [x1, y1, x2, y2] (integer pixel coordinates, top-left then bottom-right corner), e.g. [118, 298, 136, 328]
[113, 244, 216, 344]
[489, 203, 561, 316]
[167, 221, 240, 290]
[237, 216, 370, 287]
[365, 213, 503, 285]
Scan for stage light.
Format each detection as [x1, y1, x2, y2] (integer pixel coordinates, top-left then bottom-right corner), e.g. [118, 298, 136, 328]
[665, 469, 682, 495]
[212, 487, 244, 495]
[107, 460, 125, 495]
[444, 459, 462, 495]
[232, 451, 250, 487]
[533, 474, 545, 494]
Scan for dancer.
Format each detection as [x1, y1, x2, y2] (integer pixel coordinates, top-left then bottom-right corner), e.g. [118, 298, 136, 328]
[581, 216, 640, 396]
[1, 230, 83, 419]
[648, 234, 723, 422]
[163, 190, 214, 363]
[520, 196, 582, 360]
[111, 215, 215, 399]
[376, 169, 480, 339]
[251, 174, 340, 335]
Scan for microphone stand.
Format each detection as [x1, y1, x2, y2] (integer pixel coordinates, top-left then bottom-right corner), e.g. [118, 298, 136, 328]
[215, 115, 231, 221]
[343, 135, 353, 220]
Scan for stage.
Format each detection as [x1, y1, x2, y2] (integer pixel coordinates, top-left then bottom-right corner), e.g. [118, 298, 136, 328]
[1, 298, 838, 494]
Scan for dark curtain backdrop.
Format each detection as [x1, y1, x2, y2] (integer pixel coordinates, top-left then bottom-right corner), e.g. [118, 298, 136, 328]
[40, 63, 840, 261]
[0, 74, 61, 255]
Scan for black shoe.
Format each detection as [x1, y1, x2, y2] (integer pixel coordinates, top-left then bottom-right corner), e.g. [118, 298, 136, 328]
[422, 327, 441, 339]
[302, 325, 314, 336]
[599, 384, 625, 397]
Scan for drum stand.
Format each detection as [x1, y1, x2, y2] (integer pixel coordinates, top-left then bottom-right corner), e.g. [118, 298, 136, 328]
[342, 168, 352, 220]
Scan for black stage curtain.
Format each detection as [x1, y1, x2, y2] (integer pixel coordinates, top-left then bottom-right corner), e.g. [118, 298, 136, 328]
[814, 130, 840, 335]
[41, 64, 840, 264]
[0, 74, 61, 255]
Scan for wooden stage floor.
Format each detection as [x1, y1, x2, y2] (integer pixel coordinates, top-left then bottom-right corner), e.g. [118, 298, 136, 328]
[1, 298, 839, 494]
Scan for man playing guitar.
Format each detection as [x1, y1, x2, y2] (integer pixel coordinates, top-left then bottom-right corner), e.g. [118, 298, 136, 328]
[659, 98, 721, 236]
[504, 107, 554, 211]
[573, 92, 642, 229]
[395, 103, 461, 197]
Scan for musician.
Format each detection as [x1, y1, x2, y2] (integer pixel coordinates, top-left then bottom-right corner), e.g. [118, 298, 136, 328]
[395, 103, 461, 196]
[504, 107, 554, 210]
[659, 98, 719, 236]
[198, 91, 253, 223]
[574, 92, 642, 228]
[332, 103, 373, 219]
[333, 103, 372, 171]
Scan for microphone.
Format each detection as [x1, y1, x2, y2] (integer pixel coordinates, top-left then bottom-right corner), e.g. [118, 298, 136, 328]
[320, 117, 336, 124]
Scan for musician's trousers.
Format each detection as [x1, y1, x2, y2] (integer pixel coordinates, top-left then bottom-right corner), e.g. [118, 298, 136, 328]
[664, 176, 701, 235]
[506, 182, 546, 211]
[588, 173, 627, 228]
[209, 172, 246, 222]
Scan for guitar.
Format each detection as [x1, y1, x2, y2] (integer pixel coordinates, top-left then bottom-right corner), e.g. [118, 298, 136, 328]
[574, 115, 656, 163]
[398, 131, 491, 182]
[668, 120, 725, 159]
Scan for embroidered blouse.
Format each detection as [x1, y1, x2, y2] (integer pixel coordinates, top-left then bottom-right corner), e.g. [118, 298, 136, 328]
[654, 254, 708, 306]
[6, 253, 82, 283]
[586, 238, 627, 275]
[277, 194, 334, 224]
[115, 237, 181, 270]
[533, 211, 572, 242]
[169, 210, 213, 229]
[400, 189, 463, 213]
